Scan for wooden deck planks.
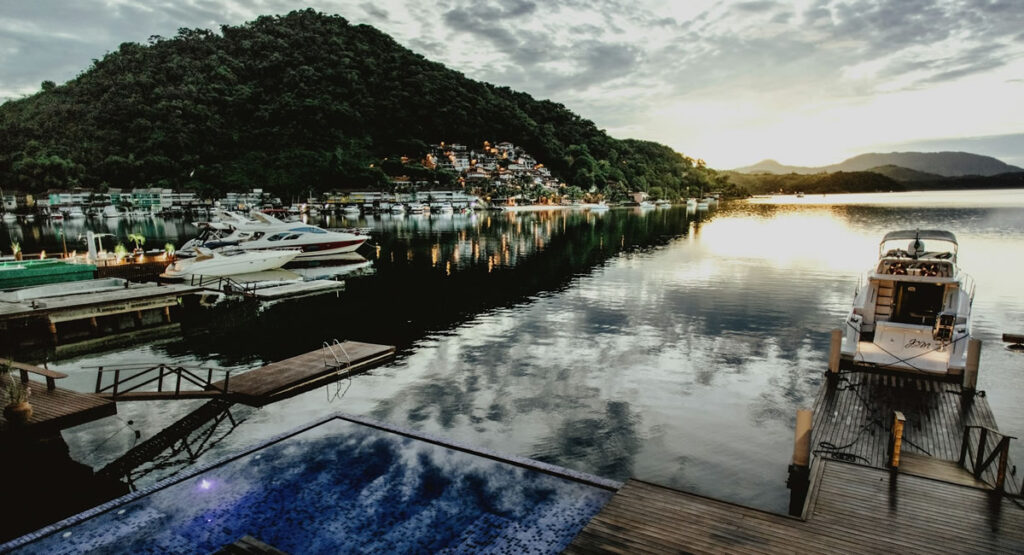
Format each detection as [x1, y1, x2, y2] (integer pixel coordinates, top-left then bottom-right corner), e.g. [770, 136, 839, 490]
[810, 371, 999, 469]
[211, 341, 395, 406]
[568, 461, 1024, 554]
[0, 380, 115, 433]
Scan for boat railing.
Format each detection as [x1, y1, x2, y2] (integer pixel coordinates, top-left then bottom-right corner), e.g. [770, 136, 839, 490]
[322, 339, 352, 368]
[960, 271, 976, 300]
[958, 425, 1021, 496]
[93, 363, 233, 399]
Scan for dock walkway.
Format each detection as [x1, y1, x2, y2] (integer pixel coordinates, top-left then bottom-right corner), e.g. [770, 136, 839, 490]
[567, 459, 1024, 553]
[811, 370, 995, 468]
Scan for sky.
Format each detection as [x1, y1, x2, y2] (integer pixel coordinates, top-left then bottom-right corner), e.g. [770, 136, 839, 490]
[1, 0, 1023, 169]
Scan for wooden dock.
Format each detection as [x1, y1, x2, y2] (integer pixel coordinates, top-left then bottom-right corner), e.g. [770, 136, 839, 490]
[568, 364, 1024, 553]
[211, 341, 395, 406]
[567, 459, 1024, 553]
[0, 283, 202, 351]
[0, 360, 115, 434]
[98, 341, 396, 407]
[811, 371, 995, 468]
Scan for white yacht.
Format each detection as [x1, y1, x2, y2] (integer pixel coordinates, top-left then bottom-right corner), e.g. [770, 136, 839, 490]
[407, 202, 426, 214]
[389, 203, 406, 215]
[589, 202, 609, 212]
[655, 199, 671, 208]
[1, 213, 16, 223]
[638, 200, 655, 210]
[163, 247, 300, 278]
[342, 205, 361, 216]
[102, 205, 121, 218]
[840, 230, 974, 375]
[182, 210, 368, 260]
[67, 206, 87, 219]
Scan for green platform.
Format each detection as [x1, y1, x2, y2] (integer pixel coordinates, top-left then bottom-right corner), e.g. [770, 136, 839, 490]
[0, 259, 97, 289]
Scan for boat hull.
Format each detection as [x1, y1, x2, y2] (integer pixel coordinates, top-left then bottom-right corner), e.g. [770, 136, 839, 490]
[163, 251, 299, 278]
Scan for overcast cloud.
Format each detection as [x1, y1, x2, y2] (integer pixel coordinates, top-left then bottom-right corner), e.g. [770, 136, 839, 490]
[1, 0, 1022, 167]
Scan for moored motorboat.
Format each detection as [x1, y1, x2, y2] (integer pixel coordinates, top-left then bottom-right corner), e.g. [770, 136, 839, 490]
[102, 205, 121, 218]
[342, 205, 361, 216]
[840, 229, 974, 375]
[162, 248, 300, 278]
[182, 210, 368, 260]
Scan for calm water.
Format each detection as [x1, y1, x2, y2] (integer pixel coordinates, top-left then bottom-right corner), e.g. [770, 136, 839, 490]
[3, 189, 1023, 515]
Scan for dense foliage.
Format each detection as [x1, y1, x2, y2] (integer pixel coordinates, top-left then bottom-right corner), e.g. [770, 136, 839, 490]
[0, 9, 725, 201]
[722, 169, 1024, 195]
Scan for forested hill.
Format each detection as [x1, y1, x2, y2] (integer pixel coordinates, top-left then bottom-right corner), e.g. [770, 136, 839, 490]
[0, 9, 724, 200]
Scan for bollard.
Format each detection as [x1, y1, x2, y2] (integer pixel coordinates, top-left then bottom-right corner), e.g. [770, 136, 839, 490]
[964, 339, 981, 390]
[828, 328, 842, 374]
[787, 409, 813, 516]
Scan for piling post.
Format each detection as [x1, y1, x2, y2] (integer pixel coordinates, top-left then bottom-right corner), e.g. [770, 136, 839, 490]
[889, 411, 906, 468]
[828, 329, 842, 375]
[787, 409, 813, 516]
[963, 339, 981, 391]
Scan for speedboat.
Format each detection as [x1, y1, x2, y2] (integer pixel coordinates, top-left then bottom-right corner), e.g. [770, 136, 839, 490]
[638, 200, 655, 210]
[67, 206, 87, 219]
[342, 205, 361, 216]
[1, 213, 16, 223]
[182, 210, 368, 260]
[589, 202, 609, 212]
[840, 230, 974, 375]
[390, 204, 406, 215]
[655, 199, 671, 208]
[686, 198, 697, 209]
[163, 247, 300, 278]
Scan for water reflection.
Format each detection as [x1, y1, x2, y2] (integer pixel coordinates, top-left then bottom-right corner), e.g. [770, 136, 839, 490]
[29, 191, 1024, 517]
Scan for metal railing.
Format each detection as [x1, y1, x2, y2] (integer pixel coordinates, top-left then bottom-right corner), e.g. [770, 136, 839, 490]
[959, 425, 1020, 495]
[189, 274, 258, 298]
[94, 364, 233, 399]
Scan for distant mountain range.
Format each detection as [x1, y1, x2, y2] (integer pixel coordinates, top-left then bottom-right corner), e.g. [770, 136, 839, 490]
[734, 151, 1023, 178]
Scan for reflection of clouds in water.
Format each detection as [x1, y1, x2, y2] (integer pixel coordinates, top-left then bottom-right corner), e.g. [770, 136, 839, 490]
[26, 422, 611, 554]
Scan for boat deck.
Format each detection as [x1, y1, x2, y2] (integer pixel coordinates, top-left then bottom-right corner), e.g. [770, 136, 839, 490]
[567, 460, 1024, 553]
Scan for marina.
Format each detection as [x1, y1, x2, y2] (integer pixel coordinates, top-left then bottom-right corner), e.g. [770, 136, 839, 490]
[3, 193, 1024, 550]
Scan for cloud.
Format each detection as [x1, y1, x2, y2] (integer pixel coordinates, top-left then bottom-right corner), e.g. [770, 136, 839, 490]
[1, 0, 1022, 166]
[360, 2, 390, 20]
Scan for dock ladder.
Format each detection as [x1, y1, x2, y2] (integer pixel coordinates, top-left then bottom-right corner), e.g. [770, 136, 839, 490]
[322, 339, 352, 368]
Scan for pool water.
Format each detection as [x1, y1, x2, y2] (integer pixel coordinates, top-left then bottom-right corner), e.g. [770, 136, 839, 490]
[5, 415, 615, 554]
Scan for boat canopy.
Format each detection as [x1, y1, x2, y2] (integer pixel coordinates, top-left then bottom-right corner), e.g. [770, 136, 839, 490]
[880, 230, 957, 245]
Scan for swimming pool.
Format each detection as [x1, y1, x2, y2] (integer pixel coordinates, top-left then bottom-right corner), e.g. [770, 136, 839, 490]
[5, 414, 617, 553]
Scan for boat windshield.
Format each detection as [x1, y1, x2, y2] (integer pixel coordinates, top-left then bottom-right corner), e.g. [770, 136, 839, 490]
[878, 230, 957, 262]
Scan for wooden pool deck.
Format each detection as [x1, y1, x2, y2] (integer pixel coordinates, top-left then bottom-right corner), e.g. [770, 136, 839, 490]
[567, 459, 1024, 554]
